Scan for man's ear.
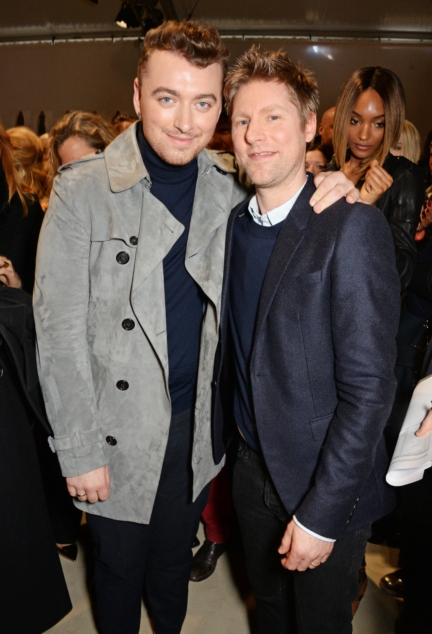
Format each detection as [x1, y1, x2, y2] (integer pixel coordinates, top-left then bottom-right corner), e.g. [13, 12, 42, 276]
[305, 112, 317, 143]
[133, 78, 141, 118]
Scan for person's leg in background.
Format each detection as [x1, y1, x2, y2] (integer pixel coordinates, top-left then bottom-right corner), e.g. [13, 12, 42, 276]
[398, 467, 432, 634]
[190, 459, 235, 582]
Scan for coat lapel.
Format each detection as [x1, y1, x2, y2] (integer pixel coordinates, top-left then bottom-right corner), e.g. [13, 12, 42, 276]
[186, 150, 239, 311]
[253, 177, 315, 341]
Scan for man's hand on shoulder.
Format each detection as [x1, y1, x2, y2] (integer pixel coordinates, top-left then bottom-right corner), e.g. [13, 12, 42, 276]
[66, 465, 111, 504]
[311, 171, 360, 213]
[278, 520, 334, 572]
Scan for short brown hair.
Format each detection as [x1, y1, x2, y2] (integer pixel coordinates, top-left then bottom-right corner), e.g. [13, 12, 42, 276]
[224, 45, 319, 128]
[49, 110, 116, 173]
[333, 67, 405, 173]
[137, 20, 229, 84]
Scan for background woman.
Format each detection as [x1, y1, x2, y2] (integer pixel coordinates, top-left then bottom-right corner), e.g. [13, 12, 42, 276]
[48, 110, 116, 174]
[0, 125, 44, 293]
[331, 66, 424, 292]
[305, 142, 332, 175]
[390, 120, 422, 165]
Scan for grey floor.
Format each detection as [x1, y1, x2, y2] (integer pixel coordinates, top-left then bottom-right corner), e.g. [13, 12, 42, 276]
[47, 522, 402, 634]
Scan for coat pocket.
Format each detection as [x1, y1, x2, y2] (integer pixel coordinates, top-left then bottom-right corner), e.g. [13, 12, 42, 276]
[310, 413, 333, 441]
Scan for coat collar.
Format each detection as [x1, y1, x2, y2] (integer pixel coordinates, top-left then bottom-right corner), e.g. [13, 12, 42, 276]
[104, 122, 236, 193]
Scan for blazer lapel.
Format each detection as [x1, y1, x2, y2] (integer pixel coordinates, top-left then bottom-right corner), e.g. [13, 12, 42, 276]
[253, 177, 315, 341]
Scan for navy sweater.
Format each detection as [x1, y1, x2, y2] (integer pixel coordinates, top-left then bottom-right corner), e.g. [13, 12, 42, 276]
[137, 127, 204, 414]
[229, 211, 282, 451]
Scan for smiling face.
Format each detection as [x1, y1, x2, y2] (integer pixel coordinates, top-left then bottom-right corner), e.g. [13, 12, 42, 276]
[347, 88, 385, 161]
[133, 50, 223, 165]
[231, 79, 316, 203]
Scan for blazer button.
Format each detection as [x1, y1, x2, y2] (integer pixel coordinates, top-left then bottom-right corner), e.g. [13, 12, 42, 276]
[116, 380, 129, 390]
[106, 435, 117, 446]
[122, 318, 135, 331]
[130, 236, 138, 246]
[116, 251, 130, 265]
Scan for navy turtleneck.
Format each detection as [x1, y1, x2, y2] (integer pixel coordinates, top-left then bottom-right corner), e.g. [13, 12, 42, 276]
[136, 125, 204, 415]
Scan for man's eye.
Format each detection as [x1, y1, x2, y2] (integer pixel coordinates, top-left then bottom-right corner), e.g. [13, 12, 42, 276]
[197, 102, 210, 110]
[160, 97, 173, 104]
[269, 115, 279, 121]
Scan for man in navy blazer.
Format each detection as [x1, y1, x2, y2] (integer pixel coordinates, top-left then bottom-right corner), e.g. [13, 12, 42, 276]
[213, 47, 401, 633]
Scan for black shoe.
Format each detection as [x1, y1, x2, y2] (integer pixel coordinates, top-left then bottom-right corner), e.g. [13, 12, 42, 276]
[379, 569, 404, 599]
[192, 535, 200, 548]
[190, 539, 226, 582]
[57, 543, 78, 562]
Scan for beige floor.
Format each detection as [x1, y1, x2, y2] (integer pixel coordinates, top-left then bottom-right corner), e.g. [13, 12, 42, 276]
[47, 523, 401, 634]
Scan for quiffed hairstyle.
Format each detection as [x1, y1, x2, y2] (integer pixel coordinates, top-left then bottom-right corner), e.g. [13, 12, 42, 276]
[49, 110, 116, 173]
[0, 124, 28, 215]
[224, 46, 319, 128]
[398, 120, 422, 164]
[333, 66, 406, 174]
[137, 20, 230, 84]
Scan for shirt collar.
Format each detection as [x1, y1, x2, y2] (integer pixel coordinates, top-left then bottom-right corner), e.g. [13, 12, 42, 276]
[248, 179, 307, 227]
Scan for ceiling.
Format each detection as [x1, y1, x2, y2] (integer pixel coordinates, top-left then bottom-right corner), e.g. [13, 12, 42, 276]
[1, 0, 432, 42]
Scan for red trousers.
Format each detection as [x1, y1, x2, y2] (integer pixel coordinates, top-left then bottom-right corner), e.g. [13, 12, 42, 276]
[201, 463, 235, 543]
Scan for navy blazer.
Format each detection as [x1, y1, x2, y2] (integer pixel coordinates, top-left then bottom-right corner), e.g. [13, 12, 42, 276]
[213, 175, 400, 539]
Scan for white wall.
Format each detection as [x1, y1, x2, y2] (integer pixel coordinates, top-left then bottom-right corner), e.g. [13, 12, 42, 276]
[1, 38, 432, 140]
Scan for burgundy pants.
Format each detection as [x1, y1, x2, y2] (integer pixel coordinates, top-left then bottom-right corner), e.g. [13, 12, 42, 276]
[202, 463, 235, 543]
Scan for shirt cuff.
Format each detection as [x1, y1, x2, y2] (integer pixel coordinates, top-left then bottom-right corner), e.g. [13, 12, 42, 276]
[293, 515, 336, 542]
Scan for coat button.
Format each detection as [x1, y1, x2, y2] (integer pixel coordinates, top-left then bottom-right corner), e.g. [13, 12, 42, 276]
[122, 318, 135, 331]
[116, 251, 130, 265]
[106, 436, 117, 446]
[116, 380, 129, 390]
[130, 236, 138, 246]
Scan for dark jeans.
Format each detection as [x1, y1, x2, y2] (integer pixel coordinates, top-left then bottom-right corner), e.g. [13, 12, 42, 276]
[87, 408, 210, 634]
[233, 438, 370, 634]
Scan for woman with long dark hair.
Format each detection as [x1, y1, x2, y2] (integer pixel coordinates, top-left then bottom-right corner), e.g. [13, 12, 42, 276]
[331, 67, 424, 292]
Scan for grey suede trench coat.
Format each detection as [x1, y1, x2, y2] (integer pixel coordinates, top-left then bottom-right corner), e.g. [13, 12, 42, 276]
[34, 123, 245, 524]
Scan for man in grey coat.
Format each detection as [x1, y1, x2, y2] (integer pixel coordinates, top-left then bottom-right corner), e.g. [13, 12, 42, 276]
[34, 21, 358, 634]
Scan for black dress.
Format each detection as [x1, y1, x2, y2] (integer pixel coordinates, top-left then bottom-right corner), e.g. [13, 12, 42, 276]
[0, 287, 72, 633]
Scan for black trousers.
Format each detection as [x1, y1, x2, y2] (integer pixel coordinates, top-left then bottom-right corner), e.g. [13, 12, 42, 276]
[399, 467, 432, 634]
[87, 408, 210, 634]
[233, 438, 370, 634]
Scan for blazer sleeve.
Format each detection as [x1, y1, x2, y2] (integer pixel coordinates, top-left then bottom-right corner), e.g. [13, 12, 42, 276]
[294, 203, 400, 538]
[33, 175, 107, 478]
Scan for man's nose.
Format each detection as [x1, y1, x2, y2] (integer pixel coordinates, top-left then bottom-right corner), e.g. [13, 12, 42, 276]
[174, 105, 193, 133]
[244, 118, 265, 144]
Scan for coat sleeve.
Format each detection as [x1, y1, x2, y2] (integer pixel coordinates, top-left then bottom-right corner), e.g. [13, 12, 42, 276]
[384, 164, 424, 292]
[33, 175, 107, 477]
[294, 204, 400, 538]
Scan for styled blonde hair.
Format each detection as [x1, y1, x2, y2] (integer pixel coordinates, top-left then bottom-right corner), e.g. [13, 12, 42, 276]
[333, 67, 405, 175]
[0, 124, 28, 215]
[398, 120, 422, 164]
[224, 45, 319, 128]
[7, 126, 48, 202]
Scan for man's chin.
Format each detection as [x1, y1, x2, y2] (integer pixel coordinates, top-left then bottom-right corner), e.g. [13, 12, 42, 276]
[153, 141, 206, 166]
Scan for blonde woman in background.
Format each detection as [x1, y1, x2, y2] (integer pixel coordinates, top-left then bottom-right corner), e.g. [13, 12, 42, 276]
[7, 126, 49, 209]
[390, 120, 422, 164]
